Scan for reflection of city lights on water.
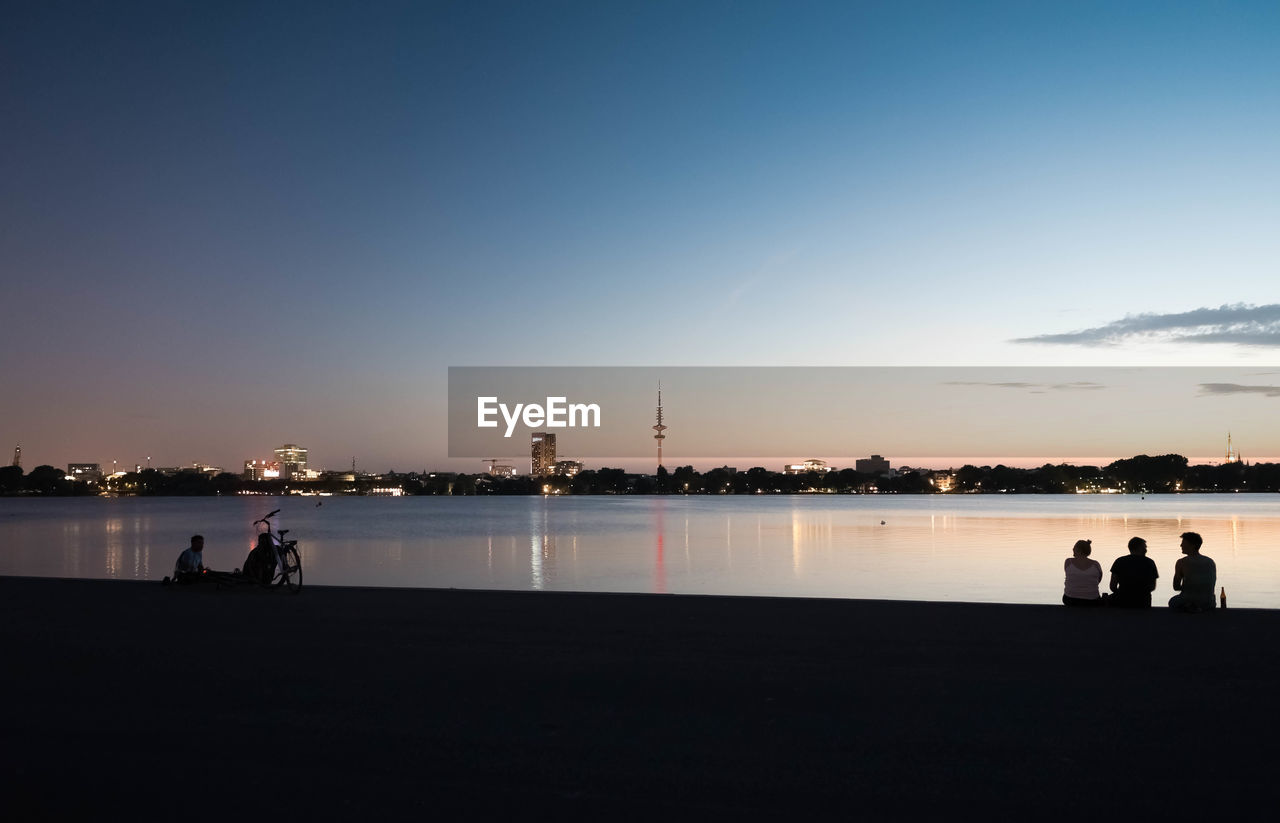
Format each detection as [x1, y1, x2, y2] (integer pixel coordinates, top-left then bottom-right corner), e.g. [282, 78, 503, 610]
[63, 522, 83, 577]
[653, 500, 666, 594]
[528, 504, 557, 590]
[105, 518, 124, 578]
[791, 510, 801, 577]
[529, 533, 543, 590]
[9, 496, 1280, 607]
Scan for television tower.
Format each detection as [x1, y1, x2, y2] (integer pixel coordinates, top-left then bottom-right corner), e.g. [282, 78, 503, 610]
[652, 382, 667, 470]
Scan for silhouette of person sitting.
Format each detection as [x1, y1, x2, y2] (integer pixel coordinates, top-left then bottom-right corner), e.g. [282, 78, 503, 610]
[242, 533, 277, 585]
[1062, 539, 1103, 607]
[1105, 536, 1159, 608]
[1168, 531, 1216, 612]
[172, 535, 206, 584]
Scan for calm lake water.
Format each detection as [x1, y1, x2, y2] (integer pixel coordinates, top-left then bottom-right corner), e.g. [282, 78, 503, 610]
[2, 495, 1278, 607]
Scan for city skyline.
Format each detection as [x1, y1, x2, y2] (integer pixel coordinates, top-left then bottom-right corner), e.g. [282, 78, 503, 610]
[4, 2, 1279, 472]
[10, 363, 1280, 474]
[8, 440, 1271, 479]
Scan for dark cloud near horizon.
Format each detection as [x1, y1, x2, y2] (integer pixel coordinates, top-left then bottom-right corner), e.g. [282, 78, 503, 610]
[1011, 303, 1280, 347]
[1198, 383, 1280, 398]
[945, 381, 1106, 391]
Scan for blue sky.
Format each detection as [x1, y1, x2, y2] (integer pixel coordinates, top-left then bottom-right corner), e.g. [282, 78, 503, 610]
[3, 1, 1279, 471]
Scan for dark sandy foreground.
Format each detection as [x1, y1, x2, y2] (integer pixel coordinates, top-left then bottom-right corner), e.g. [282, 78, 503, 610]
[1, 577, 1276, 820]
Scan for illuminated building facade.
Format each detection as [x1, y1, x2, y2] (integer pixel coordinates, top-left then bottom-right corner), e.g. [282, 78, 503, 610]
[554, 460, 583, 477]
[531, 432, 556, 476]
[243, 459, 282, 481]
[274, 444, 308, 479]
[482, 459, 517, 478]
[67, 463, 103, 482]
[783, 459, 828, 475]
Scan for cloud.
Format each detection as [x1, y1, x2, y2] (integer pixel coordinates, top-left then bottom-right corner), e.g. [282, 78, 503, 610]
[1198, 383, 1280, 398]
[945, 381, 1106, 392]
[1049, 381, 1107, 391]
[1011, 303, 1280, 347]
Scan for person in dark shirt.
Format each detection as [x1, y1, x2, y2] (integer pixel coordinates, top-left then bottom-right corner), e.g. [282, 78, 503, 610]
[1104, 536, 1159, 608]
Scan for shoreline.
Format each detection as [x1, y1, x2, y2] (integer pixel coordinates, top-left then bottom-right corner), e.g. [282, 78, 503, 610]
[3, 576, 1276, 817]
[6, 488, 1280, 497]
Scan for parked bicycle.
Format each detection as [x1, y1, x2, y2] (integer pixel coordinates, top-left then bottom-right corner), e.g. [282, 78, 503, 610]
[252, 509, 303, 593]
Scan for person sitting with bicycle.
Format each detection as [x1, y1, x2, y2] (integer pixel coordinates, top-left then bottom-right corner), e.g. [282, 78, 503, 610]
[242, 533, 277, 585]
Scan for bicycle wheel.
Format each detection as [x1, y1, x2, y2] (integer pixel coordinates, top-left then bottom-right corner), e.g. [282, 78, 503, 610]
[279, 545, 302, 594]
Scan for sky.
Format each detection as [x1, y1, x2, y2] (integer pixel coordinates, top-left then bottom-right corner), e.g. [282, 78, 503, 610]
[3, 0, 1279, 473]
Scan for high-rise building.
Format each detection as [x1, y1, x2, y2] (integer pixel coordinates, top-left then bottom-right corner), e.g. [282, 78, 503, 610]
[273, 444, 308, 479]
[531, 432, 556, 476]
[855, 455, 891, 475]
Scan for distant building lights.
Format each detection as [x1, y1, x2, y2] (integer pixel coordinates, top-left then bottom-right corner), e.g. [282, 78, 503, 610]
[783, 459, 829, 475]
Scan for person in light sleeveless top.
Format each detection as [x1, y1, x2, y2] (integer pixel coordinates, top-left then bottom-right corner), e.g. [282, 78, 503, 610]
[1063, 539, 1103, 607]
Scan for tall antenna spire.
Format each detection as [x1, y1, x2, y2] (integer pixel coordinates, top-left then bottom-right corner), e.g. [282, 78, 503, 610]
[652, 381, 667, 471]
[1225, 432, 1240, 464]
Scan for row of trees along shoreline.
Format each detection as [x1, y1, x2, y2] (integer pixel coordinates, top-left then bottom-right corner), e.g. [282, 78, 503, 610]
[3, 455, 1279, 496]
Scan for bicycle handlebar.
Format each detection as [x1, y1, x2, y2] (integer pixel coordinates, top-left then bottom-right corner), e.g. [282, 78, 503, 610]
[254, 509, 282, 526]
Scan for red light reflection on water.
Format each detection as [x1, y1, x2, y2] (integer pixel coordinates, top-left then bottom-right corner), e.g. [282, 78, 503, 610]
[654, 499, 666, 593]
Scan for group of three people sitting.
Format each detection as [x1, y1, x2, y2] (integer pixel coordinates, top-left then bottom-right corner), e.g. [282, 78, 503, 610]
[1064, 531, 1217, 611]
[169, 533, 279, 586]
